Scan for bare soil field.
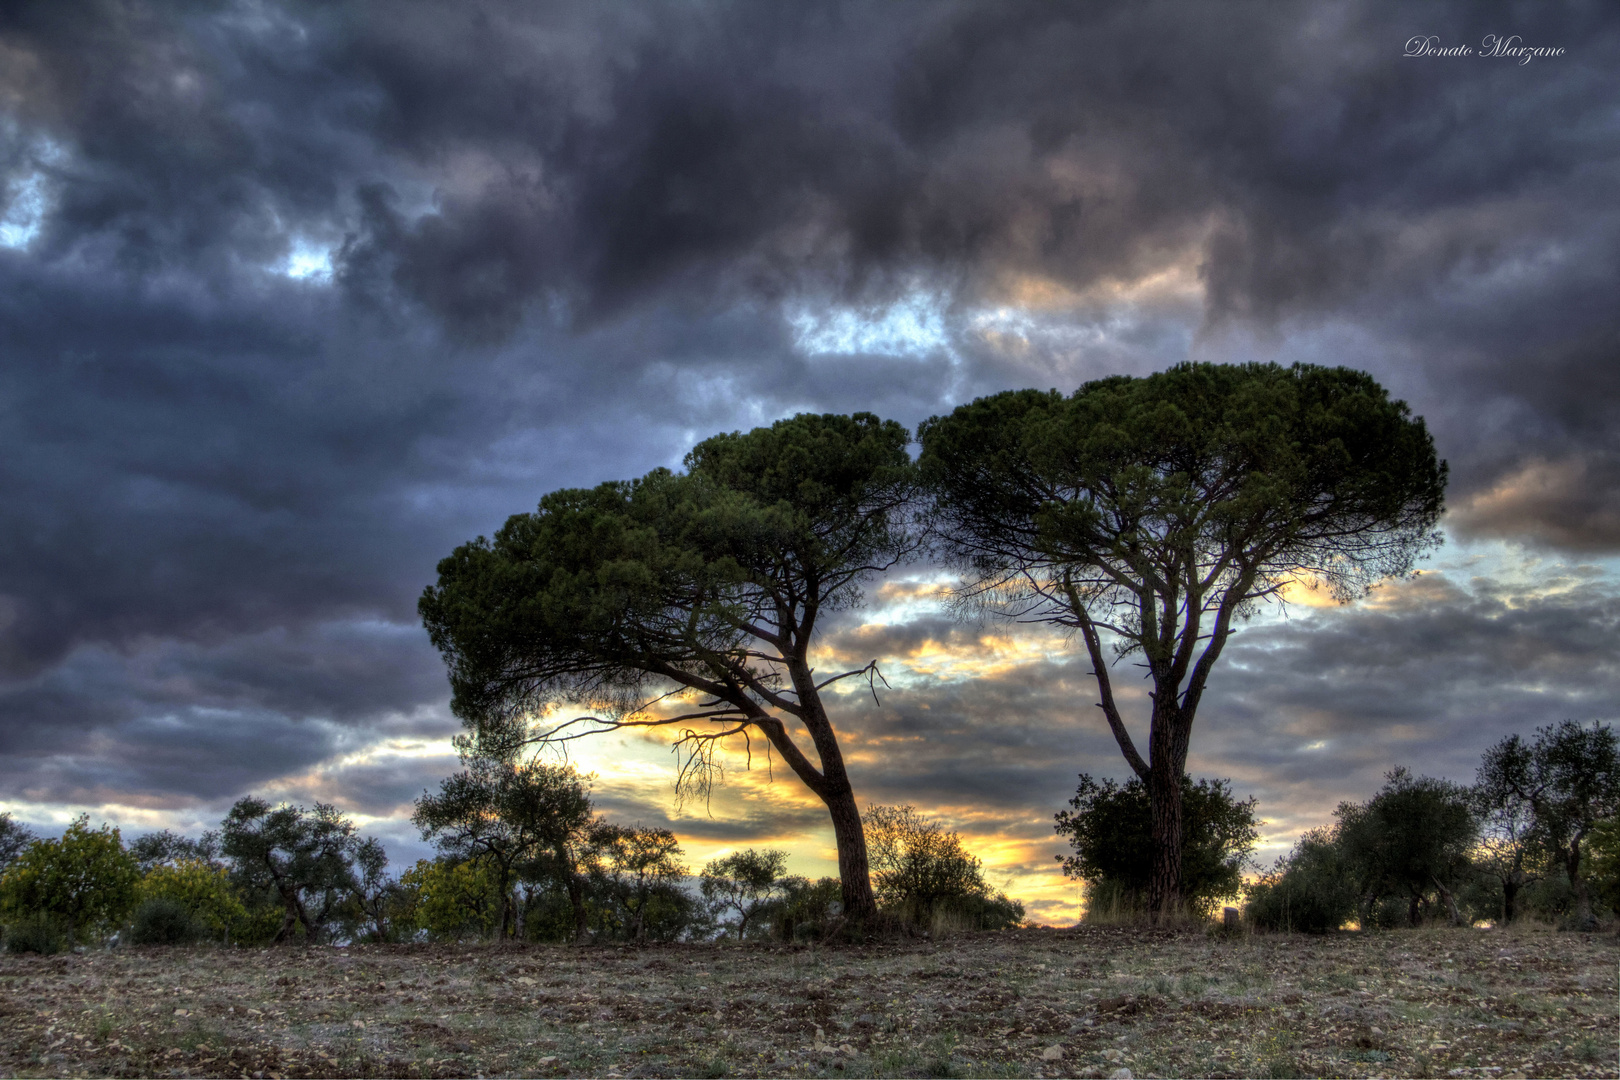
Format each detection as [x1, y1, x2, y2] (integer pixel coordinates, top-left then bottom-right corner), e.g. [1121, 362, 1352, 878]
[0, 925, 1615, 1079]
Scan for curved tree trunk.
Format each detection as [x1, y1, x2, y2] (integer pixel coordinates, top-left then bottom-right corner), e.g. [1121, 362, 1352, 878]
[785, 662, 878, 921]
[824, 782, 877, 920]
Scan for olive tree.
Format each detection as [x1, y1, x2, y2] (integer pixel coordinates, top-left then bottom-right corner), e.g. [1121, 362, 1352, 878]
[220, 798, 376, 944]
[1336, 768, 1477, 926]
[700, 848, 791, 939]
[0, 813, 36, 871]
[918, 363, 1446, 916]
[1477, 720, 1620, 927]
[420, 413, 921, 919]
[588, 824, 687, 941]
[414, 758, 601, 942]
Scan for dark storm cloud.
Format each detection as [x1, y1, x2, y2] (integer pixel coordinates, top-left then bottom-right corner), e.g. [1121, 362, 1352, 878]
[1, 0, 1617, 851]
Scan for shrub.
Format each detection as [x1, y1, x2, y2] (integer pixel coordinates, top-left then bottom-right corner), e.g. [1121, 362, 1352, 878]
[1055, 774, 1260, 920]
[1246, 828, 1358, 933]
[138, 859, 247, 941]
[766, 876, 842, 941]
[0, 815, 140, 943]
[398, 858, 502, 941]
[129, 897, 205, 945]
[932, 890, 1024, 933]
[4, 911, 69, 954]
[863, 805, 1022, 931]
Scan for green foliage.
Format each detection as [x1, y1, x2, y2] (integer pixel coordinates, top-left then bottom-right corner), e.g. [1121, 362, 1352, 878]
[919, 363, 1446, 911]
[1336, 768, 1477, 925]
[129, 897, 206, 945]
[1583, 817, 1620, 915]
[1248, 769, 1477, 932]
[4, 910, 69, 954]
[138, 859, 247, 940]
[1245, 828, 1359, 933]
[701, 848, 790, 939]
[398, 858, 503, 941]
[0, 815, 140, 942]
[1054, 773, 1259, 919]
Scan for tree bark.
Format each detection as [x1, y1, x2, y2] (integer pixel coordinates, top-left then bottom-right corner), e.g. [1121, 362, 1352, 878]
[1147, 760, 1184, 920]
[786, 660, 878, 921]
[823, 781, 877, 919]
[1565, 840, 1595, 928]
[1146, 696, 1190, 920]
[559, 849, 590, 944]
[1501, 878, 1518, 923]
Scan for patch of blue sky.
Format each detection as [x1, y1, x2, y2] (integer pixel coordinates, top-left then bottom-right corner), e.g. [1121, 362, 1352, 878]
[0, 132, 67, 251]
[0, 170, 47, 249]
[281, 236, 335, 281]
[787, 289, 952, 359]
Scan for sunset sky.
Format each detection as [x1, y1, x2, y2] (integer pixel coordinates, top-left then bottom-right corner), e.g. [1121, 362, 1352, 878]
[2, 2, 1617, 926]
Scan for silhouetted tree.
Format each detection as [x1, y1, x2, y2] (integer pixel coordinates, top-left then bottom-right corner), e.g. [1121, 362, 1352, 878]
[701, 849, 790, 939]
[414, 758, 599, 943]
[919, 363, 1446, 917]
[421, 413, 923, 920]
[1469, 778, 1546, 924]
[1336, 768, 1477, 926]
[1245, 827, 1359, 933]
[588, 824, 687, 941]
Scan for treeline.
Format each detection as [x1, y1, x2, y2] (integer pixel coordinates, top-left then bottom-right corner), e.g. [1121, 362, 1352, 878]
[1053, 720, 1620, 933]
[0, 760, 1022, 953]
[1248, 721, 1620, 932]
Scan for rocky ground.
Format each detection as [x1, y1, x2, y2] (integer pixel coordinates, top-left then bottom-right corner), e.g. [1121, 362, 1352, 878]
[0, 923, 1615, 1078]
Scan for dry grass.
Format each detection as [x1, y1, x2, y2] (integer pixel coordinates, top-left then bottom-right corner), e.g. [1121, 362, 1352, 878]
[1, 923, 1616, 1078]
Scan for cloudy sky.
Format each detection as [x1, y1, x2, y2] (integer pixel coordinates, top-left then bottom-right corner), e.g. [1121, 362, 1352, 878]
[2, 1, 1616, 924]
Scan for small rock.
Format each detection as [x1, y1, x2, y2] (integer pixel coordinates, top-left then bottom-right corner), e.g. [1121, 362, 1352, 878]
[536, 1057, 558, 1067]
[838, 1044, 855, 1055]
[173, 1008, 188, 1017]
[1102, 1048, 1125, 1062]
[1108, 1070, 1133, 1080]
[1041, 1045, 1064, 1061]
[351, 1019, 365, 1029]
